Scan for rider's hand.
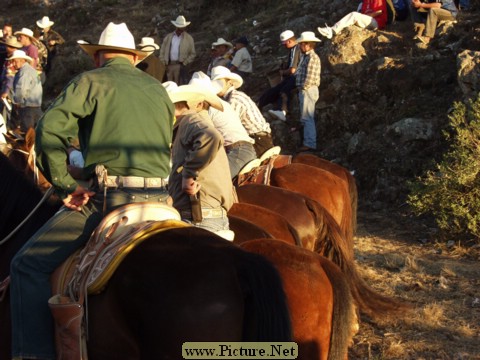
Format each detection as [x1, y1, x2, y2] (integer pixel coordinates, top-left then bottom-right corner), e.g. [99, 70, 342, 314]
[62, 185, 95, 211]
[182, 177, 200, 195]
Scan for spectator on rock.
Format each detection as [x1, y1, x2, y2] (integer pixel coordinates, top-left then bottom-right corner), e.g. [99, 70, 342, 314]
[317, 0, 388, 39]
[36, 16, 65, 74]
[229, 36, 252, 80]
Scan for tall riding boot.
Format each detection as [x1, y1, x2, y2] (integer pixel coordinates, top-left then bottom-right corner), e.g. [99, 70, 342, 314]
[48, 295, 85, 360]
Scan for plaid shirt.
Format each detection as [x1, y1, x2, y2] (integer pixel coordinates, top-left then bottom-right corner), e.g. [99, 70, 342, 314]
[296, 49, 321, 90]
[224, 88, 271, 135]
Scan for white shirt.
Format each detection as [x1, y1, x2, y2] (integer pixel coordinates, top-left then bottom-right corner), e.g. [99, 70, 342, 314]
[208, 99, 254, 146]
[231, 47, 252, 73]
[170, 33, 182, 61]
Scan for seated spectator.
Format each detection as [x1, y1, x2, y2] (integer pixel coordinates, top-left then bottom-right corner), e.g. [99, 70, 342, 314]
[410, 0, 458, 46]
[317, 0, 387, 39]
[258, 30, 301, 122]
[229, 36, 252, 79]
[163, 81, 234, 236]
[36, 16, 65, 74]
[190, 71, 256, 179]
[211, 37, 233, 69]
[8, 49, 43, 133]
[211, 66, 274, 157]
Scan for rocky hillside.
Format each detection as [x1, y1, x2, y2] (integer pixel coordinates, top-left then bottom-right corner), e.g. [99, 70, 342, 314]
[4, 0, 480, 209]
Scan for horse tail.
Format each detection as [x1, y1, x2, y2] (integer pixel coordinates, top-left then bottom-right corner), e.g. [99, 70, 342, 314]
[235, 250, 292, 341]
[306, 199, 412, 319]
[346, 172, 358, 234]
[317, 256, 356, 360]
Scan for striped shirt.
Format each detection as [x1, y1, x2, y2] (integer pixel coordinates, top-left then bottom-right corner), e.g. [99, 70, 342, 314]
[224, 88, 271, 135]
[295, 49, 321, 90]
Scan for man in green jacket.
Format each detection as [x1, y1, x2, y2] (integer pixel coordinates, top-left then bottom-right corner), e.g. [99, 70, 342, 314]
[9, 22, 174, 360]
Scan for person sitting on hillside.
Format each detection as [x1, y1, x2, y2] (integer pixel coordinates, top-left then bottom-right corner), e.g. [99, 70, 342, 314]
[410, 0, 458, 46]
[229, 36, 252, 79]
[189, 71, 256, 179]
[211, 37, 234, 70]
[317, 0, 388, 39]
[211, 66, 274, 157]
[258, 30, 301, 122]
[163, 81, 234, 236]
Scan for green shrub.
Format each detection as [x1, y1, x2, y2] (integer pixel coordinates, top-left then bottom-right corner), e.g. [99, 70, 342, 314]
[407, 93, 480, 243]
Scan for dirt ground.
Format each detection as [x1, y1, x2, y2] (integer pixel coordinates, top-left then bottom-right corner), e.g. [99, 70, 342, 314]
[348, 207, 480, 359]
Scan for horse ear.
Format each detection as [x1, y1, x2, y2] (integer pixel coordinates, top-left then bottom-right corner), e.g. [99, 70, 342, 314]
[25, 128, 36, 151]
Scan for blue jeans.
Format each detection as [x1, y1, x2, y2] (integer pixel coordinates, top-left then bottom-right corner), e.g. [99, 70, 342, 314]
[299, 86, 319, 149]
[226, 142, 257, 179]
[10, 188, 169, 359]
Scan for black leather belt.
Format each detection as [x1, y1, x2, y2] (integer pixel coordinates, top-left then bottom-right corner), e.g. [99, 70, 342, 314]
[225, 141, 253, 152]
[169, 60, 181, 65]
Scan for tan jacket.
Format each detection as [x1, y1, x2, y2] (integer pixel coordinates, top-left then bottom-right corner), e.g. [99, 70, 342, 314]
[159, 31, 196, 66]
[169, 110, 234, 212]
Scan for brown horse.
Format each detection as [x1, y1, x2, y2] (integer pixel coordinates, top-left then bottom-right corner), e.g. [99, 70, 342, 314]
[0, 152, 292, 360]
[236, 184, 411, 319]
[229, 202, 302, 246]
[241, 239, 356, 360]
[292, 153, 358, 233]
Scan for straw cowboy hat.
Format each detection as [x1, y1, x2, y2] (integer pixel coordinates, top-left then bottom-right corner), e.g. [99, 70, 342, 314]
[138, 37, 159, 51]
[171, 15, 191, 28]
[0, 35, 22, 49]
[212, 38, 233, 48]
[36, 16, 55, 29]
[210, 66, 243, 90]
[14, 28, 35, 39]
[7, 49, 33, 63]
[77, 22, 148, 65]
[163, 82, 223, 111]
[297, 31, 321, 43]
[280, 30, 295, 43]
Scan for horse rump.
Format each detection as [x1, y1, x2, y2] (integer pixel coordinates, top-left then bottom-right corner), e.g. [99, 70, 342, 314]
[86, 226, 292, 359]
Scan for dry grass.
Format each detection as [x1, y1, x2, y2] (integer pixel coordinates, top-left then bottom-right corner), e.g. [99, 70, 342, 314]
[348, 210, 480, 360]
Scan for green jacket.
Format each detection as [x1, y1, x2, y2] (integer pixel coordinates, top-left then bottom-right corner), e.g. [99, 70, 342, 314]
[36, 57, 174, 199]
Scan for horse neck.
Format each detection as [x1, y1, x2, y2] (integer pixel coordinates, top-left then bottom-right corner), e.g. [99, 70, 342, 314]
[0, 153, 57, 278]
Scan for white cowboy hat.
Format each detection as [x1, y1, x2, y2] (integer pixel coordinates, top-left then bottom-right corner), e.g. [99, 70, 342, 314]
[297, 31, 321, 43]
[0, 35, 22, 49]
[210, 66, 243, 90]
[138, 37, 159, 51]
[280, 30, 294, 43]
[212, 38, 233, 48]
[7, 49, 33, 63]
[164, 83, 223, 111]
[14, 28, 35, 39]
[77, 22, 148, 65]
[189, 71, 221, 95]
[37, 16, 55, 29]
[171, 15, 191, 28]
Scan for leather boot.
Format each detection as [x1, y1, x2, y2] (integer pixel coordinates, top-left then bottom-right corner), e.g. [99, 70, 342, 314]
[48, 294, 85, 360]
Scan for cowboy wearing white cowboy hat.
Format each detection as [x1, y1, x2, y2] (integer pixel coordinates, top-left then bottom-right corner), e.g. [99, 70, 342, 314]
[0, 35, 23, 103]
[14, 28, 40, 70]
[190, 71, 256, 179]
[36, 16, 65, 73]
[209, 37, 234, 71]
[163, 80, 234, 237]
[10, 22, 174, 360]
[7, 49, 43, 132]
[159, 15, 196, 85]
[295, 31, 321, 153]
[136, 36, 165, 82]
[211, 66, 275, 157]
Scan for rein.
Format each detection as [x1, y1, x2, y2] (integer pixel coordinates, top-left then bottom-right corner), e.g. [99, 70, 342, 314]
[0, 186, 55, 246]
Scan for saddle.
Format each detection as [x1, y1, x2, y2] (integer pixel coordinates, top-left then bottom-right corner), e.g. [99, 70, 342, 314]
[236, 154, 293, 187]
[48, 202, 187, 360]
